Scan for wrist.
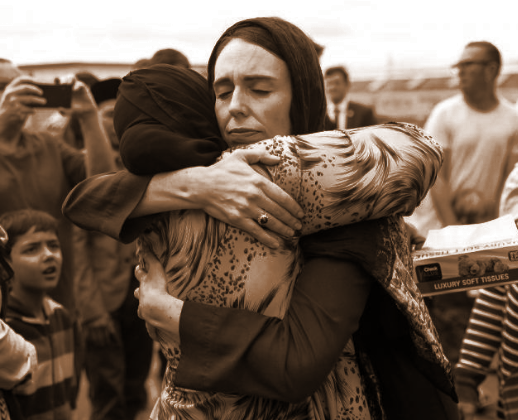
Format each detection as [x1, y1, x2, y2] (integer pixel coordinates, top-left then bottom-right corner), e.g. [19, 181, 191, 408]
[148, 166, 209, 212]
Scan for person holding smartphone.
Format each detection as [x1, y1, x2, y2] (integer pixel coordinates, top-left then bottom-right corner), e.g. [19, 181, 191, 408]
[0, 61, 115, 317]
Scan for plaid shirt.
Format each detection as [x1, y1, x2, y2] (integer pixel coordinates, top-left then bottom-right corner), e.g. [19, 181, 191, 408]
[5, 295, 76, 420]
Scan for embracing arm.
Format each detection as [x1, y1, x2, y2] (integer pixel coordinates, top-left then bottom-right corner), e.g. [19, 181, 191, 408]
[63, 149, 303, 246]
[136, 241, 372, 403]
[177, 257, 370, 402]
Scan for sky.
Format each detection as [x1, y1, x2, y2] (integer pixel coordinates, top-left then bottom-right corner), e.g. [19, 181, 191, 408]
[3, 0, 518, 80]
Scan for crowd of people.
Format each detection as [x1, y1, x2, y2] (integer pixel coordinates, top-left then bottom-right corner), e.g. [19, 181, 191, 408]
[1, 15, 518, 420]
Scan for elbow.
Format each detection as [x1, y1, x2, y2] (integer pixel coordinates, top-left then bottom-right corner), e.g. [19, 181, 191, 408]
[267, 361, 332, 403]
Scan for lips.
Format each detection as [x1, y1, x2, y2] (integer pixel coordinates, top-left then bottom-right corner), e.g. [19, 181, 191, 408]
[42, 266, 56, 275]
[226, 128, 263, 145]
[228, 128, 260, 136]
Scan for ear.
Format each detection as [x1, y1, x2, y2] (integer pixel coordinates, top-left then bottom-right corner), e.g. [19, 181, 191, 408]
[486, 61, 499, 81]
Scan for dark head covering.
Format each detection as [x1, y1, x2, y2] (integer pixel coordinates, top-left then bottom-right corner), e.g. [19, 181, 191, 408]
[114, 64, 225, 175]
[207, 17, 326, 135]
[90, 78, 121, 105]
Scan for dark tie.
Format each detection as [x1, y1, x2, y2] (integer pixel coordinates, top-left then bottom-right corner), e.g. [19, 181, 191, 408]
[334, 106, 340, 129]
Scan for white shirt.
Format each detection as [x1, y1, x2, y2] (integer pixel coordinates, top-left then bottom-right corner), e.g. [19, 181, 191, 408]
[327, 96, 349, 130]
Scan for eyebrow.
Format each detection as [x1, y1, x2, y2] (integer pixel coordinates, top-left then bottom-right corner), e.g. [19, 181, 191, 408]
[213, 75, 277, 89]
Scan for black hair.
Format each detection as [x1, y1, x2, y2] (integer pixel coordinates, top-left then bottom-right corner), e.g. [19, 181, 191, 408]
[207, 17, 326, 135]
[0, 209, 58, 255]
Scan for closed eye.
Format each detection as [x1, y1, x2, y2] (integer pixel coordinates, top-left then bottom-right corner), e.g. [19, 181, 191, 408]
[216, 90, 232, 100]
[252, 89, 270, 96]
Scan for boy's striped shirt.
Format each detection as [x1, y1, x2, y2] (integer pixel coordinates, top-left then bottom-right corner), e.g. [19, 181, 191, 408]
[6, 295, 75, 420]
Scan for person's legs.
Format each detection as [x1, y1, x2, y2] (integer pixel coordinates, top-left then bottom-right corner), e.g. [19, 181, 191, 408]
[84, 321, 127, 420]
[114, 269, 154, 419]
[427, 291, 475, 365]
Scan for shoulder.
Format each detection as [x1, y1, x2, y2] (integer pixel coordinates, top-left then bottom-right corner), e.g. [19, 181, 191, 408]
[496, 96, 518, 116]
[43, 297, 72, 324]
[425, 95, 463, 132]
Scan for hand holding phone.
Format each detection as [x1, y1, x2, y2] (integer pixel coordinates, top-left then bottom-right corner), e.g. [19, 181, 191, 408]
[32, 82, 73, 108]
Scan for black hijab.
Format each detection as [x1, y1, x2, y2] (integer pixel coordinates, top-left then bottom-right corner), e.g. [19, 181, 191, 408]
[115, 64, 226, 175]
[207, 17, 326, 135]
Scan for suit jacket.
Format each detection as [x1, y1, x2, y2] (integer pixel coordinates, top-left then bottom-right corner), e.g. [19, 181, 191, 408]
[325, 101, 377, 130]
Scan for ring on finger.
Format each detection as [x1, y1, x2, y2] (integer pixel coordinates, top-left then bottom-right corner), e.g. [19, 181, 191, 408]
[257, 213, 269, 226]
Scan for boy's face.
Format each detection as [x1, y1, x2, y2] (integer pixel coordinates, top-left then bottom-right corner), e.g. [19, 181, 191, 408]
[10, 227, 62, 293]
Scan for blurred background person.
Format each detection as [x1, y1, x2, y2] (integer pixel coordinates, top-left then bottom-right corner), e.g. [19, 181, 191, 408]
[453, 165, 518, 420]
[148, 48, 190, 68]
[324, 65, 377, 130]
[0, 60, 115, 317]
[0, 60, 116, 413]
[416, 41, 518, 366]
[2, 209, 78, 420]
[0, 223, 37, 420]
[62, 71, 101, 150]
[131, 48, 190, 70]
[74, 77, 154, 420]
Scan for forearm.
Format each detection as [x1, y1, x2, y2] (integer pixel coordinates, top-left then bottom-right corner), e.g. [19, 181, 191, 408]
[130, 167, 207, 218]
[62, 170, 153, 242]
[430, 147, 458, 226]
[430, 176, 458, 226]
[0, 321, 37, 389]
[79, 111, 117, 176]
[176, 257, 371, 402]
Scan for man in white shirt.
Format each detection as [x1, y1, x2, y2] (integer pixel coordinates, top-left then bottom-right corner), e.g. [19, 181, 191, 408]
[411, 41, 518, 233]
[411, 43, 518, 400]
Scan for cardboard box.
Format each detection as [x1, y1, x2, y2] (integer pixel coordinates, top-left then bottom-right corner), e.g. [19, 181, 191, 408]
[412, 216, 518, 296]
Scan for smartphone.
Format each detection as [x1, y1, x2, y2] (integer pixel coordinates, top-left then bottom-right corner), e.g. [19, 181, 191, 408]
[32, 82, 73, 108]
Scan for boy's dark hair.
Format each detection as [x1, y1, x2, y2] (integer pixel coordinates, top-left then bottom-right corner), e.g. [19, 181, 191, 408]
[0, 209, 58, 255]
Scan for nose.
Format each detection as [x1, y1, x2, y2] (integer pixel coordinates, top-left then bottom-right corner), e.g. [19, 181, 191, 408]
[42, 245, 58, 260]
[228, 86, 248, 118]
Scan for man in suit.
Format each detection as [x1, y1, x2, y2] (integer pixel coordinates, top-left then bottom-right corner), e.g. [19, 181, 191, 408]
[324, 65, 376, 130]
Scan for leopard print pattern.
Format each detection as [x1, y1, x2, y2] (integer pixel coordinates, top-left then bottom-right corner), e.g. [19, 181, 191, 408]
[141, 123, 445, 419]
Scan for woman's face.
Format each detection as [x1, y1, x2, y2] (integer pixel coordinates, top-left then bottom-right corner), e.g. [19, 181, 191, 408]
[213, 38, 292, 147]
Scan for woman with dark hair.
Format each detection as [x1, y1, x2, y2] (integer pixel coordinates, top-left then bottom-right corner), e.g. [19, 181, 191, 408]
[64, 17, 458, 420]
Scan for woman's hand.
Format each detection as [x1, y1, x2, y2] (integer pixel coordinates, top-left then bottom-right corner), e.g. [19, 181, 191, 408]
[133, 148, 304, 249]
[190, 148, 304, 248]
[134, 242, 182, 345]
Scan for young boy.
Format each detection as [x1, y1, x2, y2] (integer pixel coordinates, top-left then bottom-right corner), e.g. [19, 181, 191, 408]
[0, 209, 77, 420]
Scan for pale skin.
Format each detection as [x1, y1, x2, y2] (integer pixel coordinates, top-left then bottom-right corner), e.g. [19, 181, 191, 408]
[324, 72, 349, 105]
[8, 227, 62, 322]
[0, 74, 116, 177]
